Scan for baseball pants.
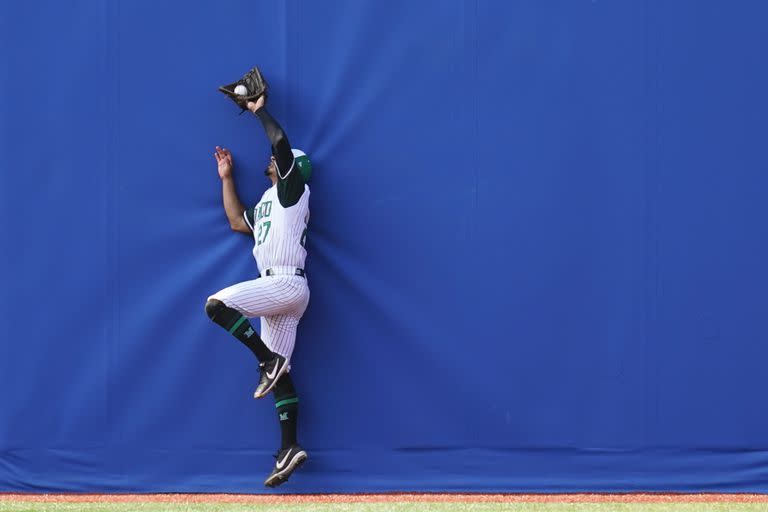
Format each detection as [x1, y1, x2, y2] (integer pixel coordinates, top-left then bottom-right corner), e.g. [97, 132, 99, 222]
[208, 274, 309, 361]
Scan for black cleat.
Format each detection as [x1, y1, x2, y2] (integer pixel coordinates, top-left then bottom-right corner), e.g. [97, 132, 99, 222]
[264, 445, 308, 488]
[253, 354, 289, 399]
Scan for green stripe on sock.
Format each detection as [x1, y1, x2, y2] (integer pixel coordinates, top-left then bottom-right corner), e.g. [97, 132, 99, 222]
[275, 397, 299, 409]
[228, 315, 248, 335]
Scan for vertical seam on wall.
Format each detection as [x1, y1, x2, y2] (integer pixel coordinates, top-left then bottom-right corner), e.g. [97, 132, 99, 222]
[296, 0, 303, 136]
[0, 6, 6, 385]
[652, 0, 663, 444]
[284, 0, 300, 135]
[280, 0, 289, 129]
[104, 0, 121, 464]
[472, 0, 479, 245]
[642, 0, 661, 446]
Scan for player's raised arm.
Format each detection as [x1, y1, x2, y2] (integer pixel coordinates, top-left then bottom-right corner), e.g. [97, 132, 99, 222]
[247, 96, 306, 208]
[247, 96, 294, 179]
[214, 146, 250, 234]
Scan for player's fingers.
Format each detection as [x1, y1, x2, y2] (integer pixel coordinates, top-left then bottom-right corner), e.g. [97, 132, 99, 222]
[214, 151, 221, 162]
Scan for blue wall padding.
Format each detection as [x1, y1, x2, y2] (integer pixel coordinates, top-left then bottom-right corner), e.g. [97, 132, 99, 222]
[2, 0, 768, 492]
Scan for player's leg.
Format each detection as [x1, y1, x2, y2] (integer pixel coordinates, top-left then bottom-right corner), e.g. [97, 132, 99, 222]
[209, 277, 307, 398]
[264, 372, 306, 488]
[205, 277, 300, 384]
[274, 373, 300, 449]
[257, 292, 309, 486]
[205, 300, 287, 398]
[211, 276, 307, 319]
[212, 276, 309, 398]
[253, 314, 301, 398]
[204, 297, 273, 362]
[262, 313, 303, 360]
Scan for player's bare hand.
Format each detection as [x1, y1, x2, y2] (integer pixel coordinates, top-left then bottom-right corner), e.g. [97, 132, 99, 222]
[247, 95, 266, 113]
[214, 146, 234, 179]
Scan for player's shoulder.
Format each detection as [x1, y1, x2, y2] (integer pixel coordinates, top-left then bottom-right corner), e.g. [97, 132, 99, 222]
[261, 185, 277, 200]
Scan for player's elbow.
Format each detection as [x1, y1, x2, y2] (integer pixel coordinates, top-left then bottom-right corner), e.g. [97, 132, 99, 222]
[230, 218, 250, 234]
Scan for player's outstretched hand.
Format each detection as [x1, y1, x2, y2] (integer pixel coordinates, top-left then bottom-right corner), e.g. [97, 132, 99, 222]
[246, 94, 266, 114]
[214, 146, 233, 180]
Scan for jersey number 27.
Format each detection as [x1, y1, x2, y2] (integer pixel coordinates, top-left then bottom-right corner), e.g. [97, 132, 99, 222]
[257, 221, 271, 246]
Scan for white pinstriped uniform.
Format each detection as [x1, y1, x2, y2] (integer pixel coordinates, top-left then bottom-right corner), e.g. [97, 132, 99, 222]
[208, 183, 310, 362]
[249, 184, 310, 275]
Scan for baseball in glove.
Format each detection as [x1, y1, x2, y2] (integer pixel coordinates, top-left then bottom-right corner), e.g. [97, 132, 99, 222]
[218, 66, 268, 113]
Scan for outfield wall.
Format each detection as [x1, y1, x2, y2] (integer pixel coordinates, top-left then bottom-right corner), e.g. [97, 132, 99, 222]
[2, 0, 768, 492]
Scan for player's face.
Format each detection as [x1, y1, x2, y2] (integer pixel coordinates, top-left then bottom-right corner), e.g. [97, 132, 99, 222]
[264, 156, 277, 179]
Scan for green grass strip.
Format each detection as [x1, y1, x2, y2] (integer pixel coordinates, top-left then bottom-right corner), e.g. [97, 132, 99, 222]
[275, 397, 299, 408]
[2, 502, 768, 512]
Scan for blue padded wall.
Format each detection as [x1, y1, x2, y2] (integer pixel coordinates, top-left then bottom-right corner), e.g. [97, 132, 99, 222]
[2, 0, 768, 492]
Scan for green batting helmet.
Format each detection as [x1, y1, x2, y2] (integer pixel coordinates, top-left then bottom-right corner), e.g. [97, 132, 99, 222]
[292, 149, 312, 182]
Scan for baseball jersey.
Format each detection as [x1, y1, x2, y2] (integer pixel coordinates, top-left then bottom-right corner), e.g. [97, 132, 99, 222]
[244, 183, 310, 274]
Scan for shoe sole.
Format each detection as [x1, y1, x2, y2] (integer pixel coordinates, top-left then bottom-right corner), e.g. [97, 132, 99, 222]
[253, 358, 289, 399]
[264, 450, 308, 488]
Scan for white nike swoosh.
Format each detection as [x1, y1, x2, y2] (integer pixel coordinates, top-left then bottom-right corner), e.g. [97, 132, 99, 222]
[275, 450, 292, 470]
[266, 361, 281, 380]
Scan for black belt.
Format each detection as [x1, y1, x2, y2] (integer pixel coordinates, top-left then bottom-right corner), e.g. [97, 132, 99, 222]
[260, 268, 305, 278]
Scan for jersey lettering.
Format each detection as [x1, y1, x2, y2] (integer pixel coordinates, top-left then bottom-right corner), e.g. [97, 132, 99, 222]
[255, 201, 272, 221]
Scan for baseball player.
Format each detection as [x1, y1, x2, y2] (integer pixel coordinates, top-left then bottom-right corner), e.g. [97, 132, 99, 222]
[205, 94, 312, 487]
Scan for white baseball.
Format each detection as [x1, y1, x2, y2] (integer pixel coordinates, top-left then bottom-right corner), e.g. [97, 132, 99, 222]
[234, 84, 248, 96]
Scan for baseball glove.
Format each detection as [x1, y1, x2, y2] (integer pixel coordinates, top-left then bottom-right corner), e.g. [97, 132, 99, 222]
[218, 66, 268, 113]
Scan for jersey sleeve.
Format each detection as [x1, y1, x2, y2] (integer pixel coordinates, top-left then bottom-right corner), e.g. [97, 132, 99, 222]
[254, 108, 294, 178]
[254, 107, 306, 208]
[276, 161, 306, 208]
[243, 207, 256, 232]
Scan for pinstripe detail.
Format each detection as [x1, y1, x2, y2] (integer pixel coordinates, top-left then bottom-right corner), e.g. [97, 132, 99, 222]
[210, 276, 308, 362]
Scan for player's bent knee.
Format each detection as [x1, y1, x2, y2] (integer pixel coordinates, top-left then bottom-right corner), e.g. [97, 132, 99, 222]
[205, 298, 225, 321]
[205, 298, 248, 333]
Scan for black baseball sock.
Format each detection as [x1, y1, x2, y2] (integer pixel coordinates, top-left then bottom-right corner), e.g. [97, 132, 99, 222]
[205, 299, 273, 362]
[273, 373, 299, 450]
